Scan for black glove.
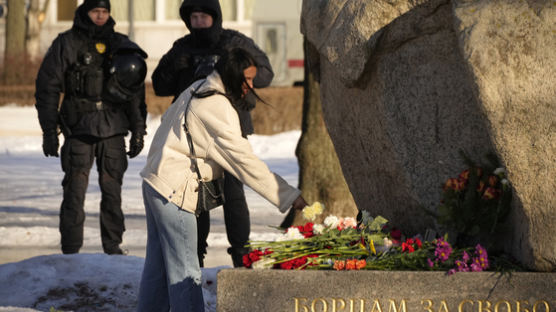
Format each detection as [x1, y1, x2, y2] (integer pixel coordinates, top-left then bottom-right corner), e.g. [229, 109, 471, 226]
[193, 54, 219, 80]
[42, 131, 59, 157]
[127, 132, 144, 158]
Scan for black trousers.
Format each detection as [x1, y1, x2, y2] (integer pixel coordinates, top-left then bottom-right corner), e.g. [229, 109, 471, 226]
[197, 171, 250, 267]
[59, 135, 127, 254]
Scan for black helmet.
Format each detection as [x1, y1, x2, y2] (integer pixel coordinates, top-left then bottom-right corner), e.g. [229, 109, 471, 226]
[106, 52, 146, 101]
[109, 53, 146, 89]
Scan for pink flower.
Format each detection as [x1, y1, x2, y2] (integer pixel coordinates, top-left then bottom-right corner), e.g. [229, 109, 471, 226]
[474, 244, 489, 269]
[336, 218, 345, 231]
[455, 260, 469, 272]
[336, 217, 357, 231]
[462, 251, 470, 263]
[343, 217, 357, 229]
[470, 260, 482, 272]
[448, 244, 489, 274]
[434, 238, 452, 262]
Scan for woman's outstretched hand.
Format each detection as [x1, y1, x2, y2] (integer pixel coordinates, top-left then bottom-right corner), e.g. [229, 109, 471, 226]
[291, 195, 308, 211]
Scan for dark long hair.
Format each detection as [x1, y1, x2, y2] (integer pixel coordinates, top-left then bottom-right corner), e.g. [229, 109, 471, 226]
[192, 48, 266, 110]
[214, 48, 265, 107]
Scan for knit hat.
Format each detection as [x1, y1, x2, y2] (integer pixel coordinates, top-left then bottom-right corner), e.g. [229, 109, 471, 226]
[82, 0, 111, 12]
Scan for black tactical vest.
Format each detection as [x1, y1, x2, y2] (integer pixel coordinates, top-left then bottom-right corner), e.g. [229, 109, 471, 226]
[64, 39, 109, 112]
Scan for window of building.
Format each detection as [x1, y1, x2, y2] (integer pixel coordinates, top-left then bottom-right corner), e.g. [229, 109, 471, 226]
[55, 0, 253, 23]
[165, 0, 181, 20]
[220, 0, 237, 22]
[222, 0, 254, 22]
[164, 0, 248, 22]
[111, 0, 155, 21]
[243, 0, 255, 20]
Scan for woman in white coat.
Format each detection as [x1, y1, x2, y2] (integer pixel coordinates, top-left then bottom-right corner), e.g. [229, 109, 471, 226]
[137, 48, 307, 311]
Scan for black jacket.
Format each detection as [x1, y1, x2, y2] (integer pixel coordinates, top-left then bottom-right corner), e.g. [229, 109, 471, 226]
[35, 4, 147, 138]
[151, 0, 273, 135]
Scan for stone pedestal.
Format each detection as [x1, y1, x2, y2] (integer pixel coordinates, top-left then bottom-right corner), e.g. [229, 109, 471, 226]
[217, 269, 555, 312]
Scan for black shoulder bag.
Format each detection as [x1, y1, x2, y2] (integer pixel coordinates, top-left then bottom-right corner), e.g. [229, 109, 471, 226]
[183, 117, 225, 216]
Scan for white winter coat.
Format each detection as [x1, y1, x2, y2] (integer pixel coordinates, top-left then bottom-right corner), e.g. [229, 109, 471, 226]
[140, 71, 301, 214]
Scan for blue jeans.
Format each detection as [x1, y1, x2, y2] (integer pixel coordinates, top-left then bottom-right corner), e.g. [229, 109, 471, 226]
[137, 182, 204, 312]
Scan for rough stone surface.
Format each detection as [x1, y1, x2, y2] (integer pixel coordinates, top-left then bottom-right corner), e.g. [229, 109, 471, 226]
[452, 0, 556, 272]
[217, 269, 556, 312]
[300, 0, 429, 86]
[301, 0, 555, 271]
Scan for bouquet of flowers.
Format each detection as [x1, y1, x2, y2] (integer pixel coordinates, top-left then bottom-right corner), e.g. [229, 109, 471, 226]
[433, 153, 512, 247]
[243, 203, 490, 274]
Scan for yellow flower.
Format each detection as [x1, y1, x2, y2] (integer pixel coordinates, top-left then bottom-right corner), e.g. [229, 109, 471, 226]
[302, 202, 324, 221]
[369, 240, 376, 255]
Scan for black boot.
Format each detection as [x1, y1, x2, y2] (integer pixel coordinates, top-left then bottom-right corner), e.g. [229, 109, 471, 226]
[228, 247, 250, 268]
[62, 245, 80, 254]
[104, 246, 127, 255]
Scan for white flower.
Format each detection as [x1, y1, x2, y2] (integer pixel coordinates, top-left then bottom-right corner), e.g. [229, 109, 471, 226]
[312, 224, 325, 235]
[501, 178, 509, 185]
[277, 227, 304, 241]
[494, 167, 506, 176]
[323, 215, 340, 228]
[383, 237, 393, 248]
[252, 257, 274, 269]
[302, 202, 324, 221]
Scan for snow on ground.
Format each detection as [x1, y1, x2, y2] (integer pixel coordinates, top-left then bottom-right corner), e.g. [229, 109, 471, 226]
[0, 105, 301, 311]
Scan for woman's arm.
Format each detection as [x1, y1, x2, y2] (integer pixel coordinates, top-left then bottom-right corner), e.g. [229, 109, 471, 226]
[189, 96, 301, 212]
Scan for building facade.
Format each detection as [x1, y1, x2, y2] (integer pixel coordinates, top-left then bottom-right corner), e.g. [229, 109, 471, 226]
[1, 0, 303, 85]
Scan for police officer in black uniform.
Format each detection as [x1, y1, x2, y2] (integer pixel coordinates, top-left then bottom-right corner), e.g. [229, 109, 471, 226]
[152, 0, 274, 267]
[35, 0, 148, 255]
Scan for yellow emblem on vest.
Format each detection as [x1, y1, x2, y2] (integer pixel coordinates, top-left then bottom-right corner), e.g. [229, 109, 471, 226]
[95, 43, 106, 54]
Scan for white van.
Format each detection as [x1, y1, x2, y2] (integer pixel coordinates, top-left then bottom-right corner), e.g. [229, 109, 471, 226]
[251, 0, 304, 86]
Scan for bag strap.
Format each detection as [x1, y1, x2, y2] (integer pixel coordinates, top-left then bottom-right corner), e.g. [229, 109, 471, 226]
[183, 120, 203, 182]
[183, 80, 228, 182]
